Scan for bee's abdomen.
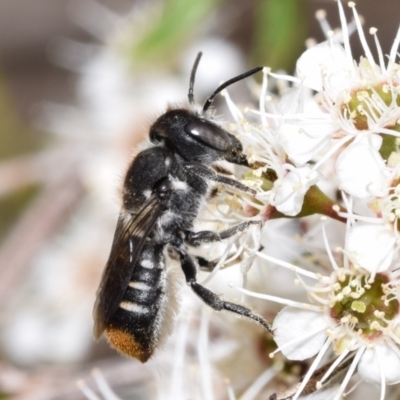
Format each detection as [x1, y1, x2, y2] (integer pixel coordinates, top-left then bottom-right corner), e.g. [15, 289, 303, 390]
[105, 246, 167, 362]
[125, 280, 162, 306]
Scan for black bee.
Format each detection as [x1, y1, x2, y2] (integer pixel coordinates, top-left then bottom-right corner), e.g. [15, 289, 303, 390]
[93, 53, 272, 362]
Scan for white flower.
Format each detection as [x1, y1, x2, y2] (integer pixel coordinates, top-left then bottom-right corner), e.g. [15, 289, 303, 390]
[240, 219, 400, 400]
[224, 71, 322, 218]
[345, 222, 396, 274]
[296, 41, 350, 96]
[272, 308, 327, 361]
[358, 344, 400, 385]
[300, 1, 400, 138]
[336, 134, 387, 198]
[268, 164, 320, 216]
[261, 1, 400, 201]
[276, 109, 334, 167]
[370, 155, 400, 235]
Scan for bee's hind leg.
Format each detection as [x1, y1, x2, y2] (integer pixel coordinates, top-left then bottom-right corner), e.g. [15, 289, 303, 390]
[179, 253, 273, 334]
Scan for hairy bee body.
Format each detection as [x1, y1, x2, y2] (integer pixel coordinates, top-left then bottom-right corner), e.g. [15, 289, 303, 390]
[93, 55, 272, 362]
[101, 138, 210, 361]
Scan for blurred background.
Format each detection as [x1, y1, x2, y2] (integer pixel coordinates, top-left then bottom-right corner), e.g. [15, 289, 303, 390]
[0, 0, 399, 399]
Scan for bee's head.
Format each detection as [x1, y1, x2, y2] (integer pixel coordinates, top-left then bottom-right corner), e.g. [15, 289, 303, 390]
[149, 52, 262, 167]
[149, 109, 248, 166]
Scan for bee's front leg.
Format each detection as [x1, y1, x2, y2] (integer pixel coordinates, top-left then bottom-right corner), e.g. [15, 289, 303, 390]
[185, 220, 261, 247]
[185, 163, 256, 195]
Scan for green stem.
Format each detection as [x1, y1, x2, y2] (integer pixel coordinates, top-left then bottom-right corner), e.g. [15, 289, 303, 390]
[268, 185, 347, 223]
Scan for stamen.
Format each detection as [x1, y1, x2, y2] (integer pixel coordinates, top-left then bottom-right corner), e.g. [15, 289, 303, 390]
[223, 89, 243, 125]
[333, 212, 384, 224]
[376, 347, 386, 400]
[76, 380, 102, 400]
[295, 275, 330, 305]
[256, 251, 327, 280]
[349, 3, 376, 67]
[318, 348, 350, 385]
[316, 9, 332, 37]
[259, 68, 269, 129]
[269, 325, 327, 358]
[322, 222, 340, 271]
[292, 338, 332, 400]
[198, 310, 213, 400]
[333, 346, 365, 400]
[92, 369, 121, 400]
[169, 317, 191, 400]
[267, 71, 301, 84]
[359, 93, 382, 123]
[343, 379, 363, 396]
[310, 134, 354, 173]
[369, 86, 389, 113]
[201, 242, 233, 285]
[337, 0, 354, 70]
[309, 291, 330, 305]
[245, 198, 266, 211]
[389, 24, 400, 65]
[225, 379, 236, 400]
[385, 336, 400, 360]
[295, 273, 334, 294]
[374, 127, 400, 137]
[341, 195, 352, 271]
[388, 330, 400, 346]
[249, 109, 331, 121]
[237, 286, 324, 311]
[240, 367, 278, 400]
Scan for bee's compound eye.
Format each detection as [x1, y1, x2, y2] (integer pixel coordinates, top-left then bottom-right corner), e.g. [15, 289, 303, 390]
[184, 120, 230, 151]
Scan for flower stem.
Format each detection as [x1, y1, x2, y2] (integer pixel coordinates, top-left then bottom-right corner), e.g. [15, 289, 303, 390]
[268, 185, 347, 223]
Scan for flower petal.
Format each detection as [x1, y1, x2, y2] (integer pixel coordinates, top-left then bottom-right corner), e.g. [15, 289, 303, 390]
[273, 307, 327, 360]
[296, 41, 349, 93]
[271, 166, 320, 216]
[279, 121, 332, 166]
[345, 223, 395, 273]
[336, 135, 386, 198]
[358, 343, 400, 385]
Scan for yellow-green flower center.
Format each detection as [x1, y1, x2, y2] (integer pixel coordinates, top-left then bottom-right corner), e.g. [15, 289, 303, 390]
[330, 273, 398, 339]
[245, 167, 277, 191]
[341, 83, 400, 131]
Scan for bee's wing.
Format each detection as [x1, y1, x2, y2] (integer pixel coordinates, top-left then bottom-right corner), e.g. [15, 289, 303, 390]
[93, 196, 165, 339]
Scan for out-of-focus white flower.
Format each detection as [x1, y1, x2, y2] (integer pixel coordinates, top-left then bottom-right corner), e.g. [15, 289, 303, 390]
[78, 369, 123, 400]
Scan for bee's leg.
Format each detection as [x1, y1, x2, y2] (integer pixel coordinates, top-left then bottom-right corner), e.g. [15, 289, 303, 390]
[212, 174, 256, 195]
[179, 253, 273, 333]
[185, 164, 256, 195]
[195, 256, 217, 271]
[185, 220, 261, 247]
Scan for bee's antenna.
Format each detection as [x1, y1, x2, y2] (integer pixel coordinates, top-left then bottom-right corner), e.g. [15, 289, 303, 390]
[202, 66, 263, 112]
[188, 52, 203, 105]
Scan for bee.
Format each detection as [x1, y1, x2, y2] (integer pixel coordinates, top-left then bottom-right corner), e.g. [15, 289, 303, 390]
[93, 52, 272, 362]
